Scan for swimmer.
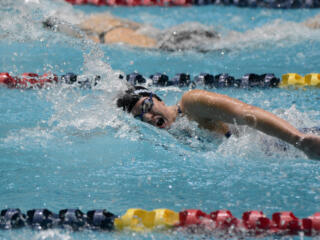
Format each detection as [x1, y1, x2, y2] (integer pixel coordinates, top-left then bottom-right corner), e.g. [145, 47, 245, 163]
[43, 12, 320, 51]
[117, 86, 320, 160]
[42, 13, 220, 50]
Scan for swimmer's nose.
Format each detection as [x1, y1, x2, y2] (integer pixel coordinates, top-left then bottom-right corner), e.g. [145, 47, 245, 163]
[156, 118, 165, 127]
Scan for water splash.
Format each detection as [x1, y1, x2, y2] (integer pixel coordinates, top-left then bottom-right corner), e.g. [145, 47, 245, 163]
[216, 18, 320, 51]
[0, 0, 131, 147]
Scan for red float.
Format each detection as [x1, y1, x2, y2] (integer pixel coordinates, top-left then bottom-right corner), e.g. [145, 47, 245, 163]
[309, 213, 320, 231]
[87, 0, 107, 5]
[65, 0, 87, 4]
[179, 209, 212, 227]
[209, 210, 239, 229]
[18, 73, 40, 88]
[301, 212, 320, 236]
[301, 218, 313, 236]
[272, 212, 301, 234]
[242, 211, 271, 230]
[157, 0, 171, 6]
[111, 0, 127, 5]
[124, 0, 141, 6]
[105, 0, 117, 5]
[170, 0, 190, 5]
[39, 73, 59, 87]
[140, 0, 157, 5]
[0, 72, 17, 88]
[240, 211, 272, 236]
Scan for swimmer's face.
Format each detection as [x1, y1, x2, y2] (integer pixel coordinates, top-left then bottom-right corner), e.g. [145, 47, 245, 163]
[131, 95, 174, 129]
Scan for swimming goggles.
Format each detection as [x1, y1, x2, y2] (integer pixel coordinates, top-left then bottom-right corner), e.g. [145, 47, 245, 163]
[134, 93, 154, 121]
[134, 93, 165, 127]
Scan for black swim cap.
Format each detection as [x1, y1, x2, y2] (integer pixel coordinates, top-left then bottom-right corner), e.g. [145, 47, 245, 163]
[117, 86, 162, 113]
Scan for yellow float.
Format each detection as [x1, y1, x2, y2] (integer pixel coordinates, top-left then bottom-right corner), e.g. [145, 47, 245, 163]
[281, 73, 320, 87]
[114, 208, 179, 231]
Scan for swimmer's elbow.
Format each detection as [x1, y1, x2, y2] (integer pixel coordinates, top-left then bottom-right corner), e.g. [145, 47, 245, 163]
[243, 113, 257, 127]
[238, 105, 258, 127]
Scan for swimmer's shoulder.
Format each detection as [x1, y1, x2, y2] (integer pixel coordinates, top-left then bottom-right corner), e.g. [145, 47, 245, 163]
[182, 89, 208, 100]
[180, 89, 215, 116]
[181, 89, 221, 105]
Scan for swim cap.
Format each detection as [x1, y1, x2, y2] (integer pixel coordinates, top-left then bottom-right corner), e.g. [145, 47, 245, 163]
[116, 86, 162, 113]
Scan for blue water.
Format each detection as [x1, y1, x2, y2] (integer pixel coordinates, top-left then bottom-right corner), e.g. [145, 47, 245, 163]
[1, 0, 320, 239]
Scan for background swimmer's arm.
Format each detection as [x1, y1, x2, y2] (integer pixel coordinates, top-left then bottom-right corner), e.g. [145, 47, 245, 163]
[302, 13, 320, 29]
[43, 17, 84, 39]
[180, 89, 320, 160]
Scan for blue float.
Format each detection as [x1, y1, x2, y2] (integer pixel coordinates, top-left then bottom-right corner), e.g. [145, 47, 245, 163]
[86, 209, 117, 230]
[27, 209, 58, 230]
[0, 209, 26, 229]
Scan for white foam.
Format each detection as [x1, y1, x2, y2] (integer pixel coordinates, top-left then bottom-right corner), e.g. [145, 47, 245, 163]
[210, 19, 320, 51]
[151, 13, 320, 52]
[34, 229, 73, 240]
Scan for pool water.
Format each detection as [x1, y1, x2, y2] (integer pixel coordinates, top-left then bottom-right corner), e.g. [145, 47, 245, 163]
[1, 0, 320, 239]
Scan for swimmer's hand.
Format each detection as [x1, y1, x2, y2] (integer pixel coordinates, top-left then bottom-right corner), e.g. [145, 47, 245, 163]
[297, 135, 320, 160]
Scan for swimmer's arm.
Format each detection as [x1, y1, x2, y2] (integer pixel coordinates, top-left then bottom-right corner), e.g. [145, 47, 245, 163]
[43, 17, 85, 39]
[180, 90, 320, 160]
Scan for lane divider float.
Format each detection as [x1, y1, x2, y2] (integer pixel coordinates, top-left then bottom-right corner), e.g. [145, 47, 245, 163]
[281, 73, 320, 87]
[1, 72, 319, 89]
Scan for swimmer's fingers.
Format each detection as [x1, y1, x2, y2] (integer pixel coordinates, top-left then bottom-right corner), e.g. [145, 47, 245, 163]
[298, 135, 320, 160]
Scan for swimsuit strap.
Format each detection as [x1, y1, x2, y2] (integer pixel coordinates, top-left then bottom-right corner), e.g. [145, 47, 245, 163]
[177, 104, 183, 115]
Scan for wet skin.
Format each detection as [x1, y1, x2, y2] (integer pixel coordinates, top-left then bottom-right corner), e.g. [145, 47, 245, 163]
[131, 89, 320, 160]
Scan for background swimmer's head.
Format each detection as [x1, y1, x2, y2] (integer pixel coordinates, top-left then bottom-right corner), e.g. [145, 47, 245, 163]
[117, 86, 162, 113]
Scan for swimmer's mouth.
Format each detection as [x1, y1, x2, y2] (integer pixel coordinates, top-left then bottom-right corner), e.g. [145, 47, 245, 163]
[156, 117, 166, 128]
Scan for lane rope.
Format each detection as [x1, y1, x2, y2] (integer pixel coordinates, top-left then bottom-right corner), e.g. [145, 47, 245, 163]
[1, 208, 320, 237]
[1, 72, 319, 89]
[64, 0, 320, 8]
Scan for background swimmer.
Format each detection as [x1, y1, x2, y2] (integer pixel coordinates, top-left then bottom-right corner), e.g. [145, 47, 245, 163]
[117, 86, 320, 160]
[43, 12, 320, 51]
[43, 13, 219, 51]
